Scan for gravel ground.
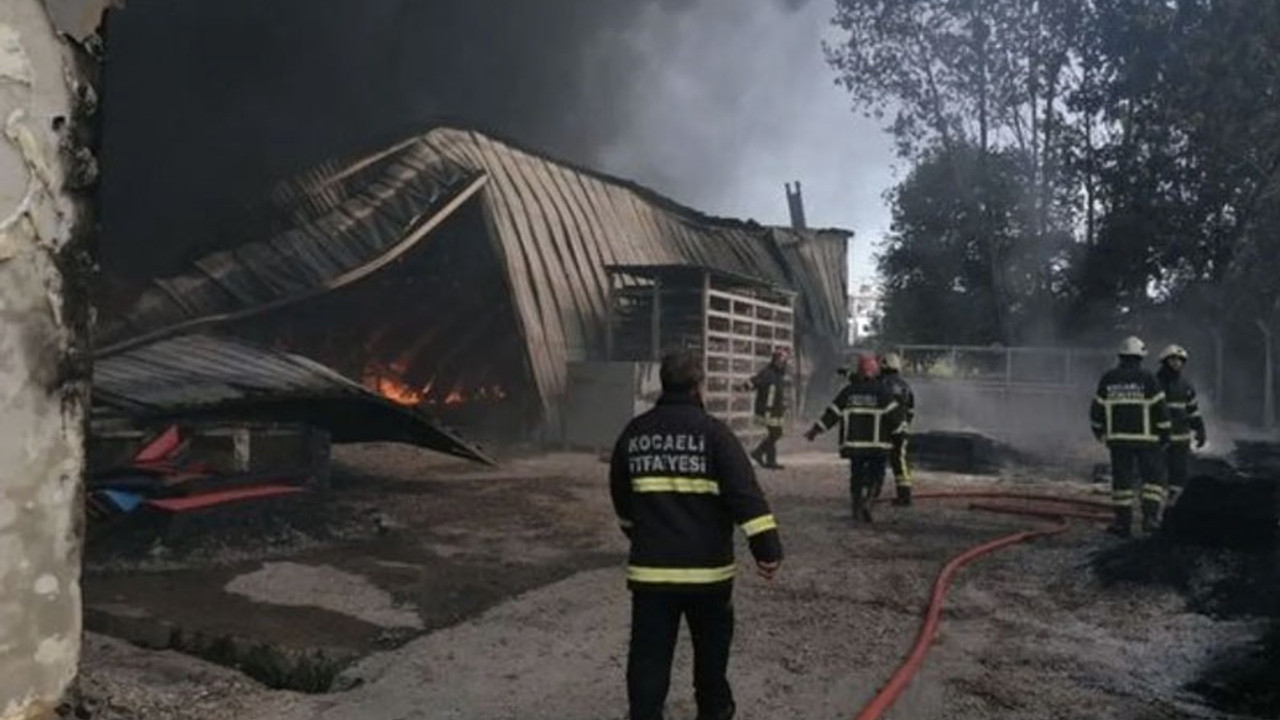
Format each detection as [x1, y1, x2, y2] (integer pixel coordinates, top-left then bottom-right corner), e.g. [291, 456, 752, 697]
[72, 443, 1269, 720]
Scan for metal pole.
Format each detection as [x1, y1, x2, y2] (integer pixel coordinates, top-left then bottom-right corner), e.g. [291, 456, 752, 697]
[700, 271, 710, 384]
[1255, 319, 1275, 429]
[605, 278, 616, 362]
[651, 277, 663, 362]
[1209, 326, 1224, 412]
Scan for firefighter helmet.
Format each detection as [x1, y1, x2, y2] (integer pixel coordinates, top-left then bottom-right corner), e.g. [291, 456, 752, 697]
[1159, 344, 1189, 363]
[1117, 336, 1147, 358]
[880, 351, 903, 372]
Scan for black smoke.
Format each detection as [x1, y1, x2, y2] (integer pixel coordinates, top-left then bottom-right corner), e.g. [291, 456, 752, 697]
[99, 0, 834, 284]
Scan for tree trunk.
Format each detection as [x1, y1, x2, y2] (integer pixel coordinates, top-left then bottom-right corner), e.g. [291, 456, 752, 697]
[0, 1, 97, 717]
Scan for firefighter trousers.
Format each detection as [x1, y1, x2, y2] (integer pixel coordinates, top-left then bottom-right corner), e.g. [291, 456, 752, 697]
[1109, 444, 1166, 525]
[751, 424, 783, 467]
[849, 453, 886, 519]
[1165, 442, 1191, 491]
[628, 589, 735, 720]
[890, 433, 911, 488]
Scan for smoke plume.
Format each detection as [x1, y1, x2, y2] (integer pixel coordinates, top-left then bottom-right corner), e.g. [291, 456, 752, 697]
[99, 0, 891, 283]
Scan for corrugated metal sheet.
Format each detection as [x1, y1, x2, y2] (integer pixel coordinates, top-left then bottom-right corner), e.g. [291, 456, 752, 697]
[94, 334, 493, 464]
[99, 157, 489, 352]
[99, 125, 851, 431]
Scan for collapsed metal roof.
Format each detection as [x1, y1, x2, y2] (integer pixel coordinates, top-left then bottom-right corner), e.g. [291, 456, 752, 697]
[94, 334, 494, 465]
[98, 125, 852, 431]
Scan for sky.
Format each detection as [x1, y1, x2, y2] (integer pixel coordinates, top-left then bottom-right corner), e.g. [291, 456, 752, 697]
[99, 0, 897, 287]
[594, 0, 896, 286]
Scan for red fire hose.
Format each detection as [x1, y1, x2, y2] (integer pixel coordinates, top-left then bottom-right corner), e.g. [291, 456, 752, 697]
[850, 490, 1111, 720]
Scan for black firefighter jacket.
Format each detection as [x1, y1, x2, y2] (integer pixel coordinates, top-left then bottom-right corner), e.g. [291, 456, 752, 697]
[1156, 366, 1206, 445]
[746, 363, 789, 426]
[810, 376, 906, 457]
[1090, 362, 1172, 446]
[880, 370, 916, 428]
[610, 393, 784, 592]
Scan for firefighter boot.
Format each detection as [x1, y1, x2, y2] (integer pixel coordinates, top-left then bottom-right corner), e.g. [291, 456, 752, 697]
[1106, 506, 1133, 538]
[850, 483, 873, 524]
[893, 485, 913, 507]
[696, 700, 736, 720]
[1141, 501, 1162, 533]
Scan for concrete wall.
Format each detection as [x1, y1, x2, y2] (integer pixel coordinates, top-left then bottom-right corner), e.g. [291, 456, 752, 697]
[0, 0, 89, 717]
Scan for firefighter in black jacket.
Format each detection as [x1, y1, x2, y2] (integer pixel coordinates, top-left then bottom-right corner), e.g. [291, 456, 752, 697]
[740, 349, 790, 470]
[879, 351, 916, 506]
[1090, 336, 1173, 536]
[610, 350, 783, 720]
[804, 353, 905, 523]
[1156, 344, 1207, 501]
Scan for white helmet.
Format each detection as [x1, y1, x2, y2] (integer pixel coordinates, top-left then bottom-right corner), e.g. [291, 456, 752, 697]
[880, 351, 903, 372]
[1117, 336, 1147, 357]
[1160, 344, 1189, 363]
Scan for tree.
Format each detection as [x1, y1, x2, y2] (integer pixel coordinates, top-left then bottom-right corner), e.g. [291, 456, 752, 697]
[1064, 0, 1280, 331]
[826, 0, 1088, 342]
[877, 143, 1068, 345]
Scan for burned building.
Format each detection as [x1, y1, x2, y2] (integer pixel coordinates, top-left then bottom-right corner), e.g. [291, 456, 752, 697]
[97, 126, 851, 446]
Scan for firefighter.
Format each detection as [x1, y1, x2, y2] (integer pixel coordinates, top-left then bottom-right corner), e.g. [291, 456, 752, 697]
[804, 353, 905, 523]
[740, 348, 790, 470]
[1157, 344, 1207, 502]
[879, 351, 916, 506]
[610, 350, 783, 720]
[1090, 336, 1173, 536]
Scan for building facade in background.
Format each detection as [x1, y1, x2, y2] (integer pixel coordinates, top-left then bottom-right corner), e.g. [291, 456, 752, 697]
[848, 278, 881, 344]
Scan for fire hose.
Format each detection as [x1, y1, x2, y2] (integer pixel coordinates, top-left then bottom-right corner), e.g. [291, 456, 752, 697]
[850, 490, 1114, 720]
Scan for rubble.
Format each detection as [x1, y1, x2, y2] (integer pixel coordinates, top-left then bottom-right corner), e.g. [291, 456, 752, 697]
[907, 431, 1030, 475]
[70, 444, 1276, 718]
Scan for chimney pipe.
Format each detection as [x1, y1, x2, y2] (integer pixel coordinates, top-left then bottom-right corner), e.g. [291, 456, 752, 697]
[785, 181, 807, 230]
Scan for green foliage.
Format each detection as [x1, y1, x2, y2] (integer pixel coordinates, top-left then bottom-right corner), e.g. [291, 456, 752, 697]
[878, 143, 1069, 344]
[830, 0, 1280, 343]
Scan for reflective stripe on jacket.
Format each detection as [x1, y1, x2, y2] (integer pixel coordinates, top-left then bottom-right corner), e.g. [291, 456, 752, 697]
[1157, 367, 1205, 444]
[610, 392, 783, 592]
[1090, 363, 1171, 444]
[748, 363, 789, 422]
[810, 376, 906, 456]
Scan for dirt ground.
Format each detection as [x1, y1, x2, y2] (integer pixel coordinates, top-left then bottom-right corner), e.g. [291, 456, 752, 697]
[72, 440, 1270, 720]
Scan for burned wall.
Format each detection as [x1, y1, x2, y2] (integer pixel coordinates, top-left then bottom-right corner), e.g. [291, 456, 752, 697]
[0, 0, 95, 717]
[222, 199, 539, 443]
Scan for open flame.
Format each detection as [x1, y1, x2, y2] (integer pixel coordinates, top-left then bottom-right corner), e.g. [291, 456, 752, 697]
[370, 375, 425, 406]
[363, 362, 505, 407]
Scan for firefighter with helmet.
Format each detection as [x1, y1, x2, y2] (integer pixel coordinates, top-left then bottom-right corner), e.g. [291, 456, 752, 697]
[740, 348, 790, 470]
[879, 351, 916, 506]
[804, 353, 906, 523]
[1090, 336, 1172, 536]
[1157, 344, 1207, 501]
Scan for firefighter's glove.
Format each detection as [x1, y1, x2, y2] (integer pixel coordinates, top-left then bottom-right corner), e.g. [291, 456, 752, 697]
[1195, 430, 1207, 448]
[756, 559, 781, 581]
[803, 428, 819, 442]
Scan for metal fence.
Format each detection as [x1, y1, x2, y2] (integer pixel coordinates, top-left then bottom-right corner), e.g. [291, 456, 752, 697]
[888, 345, 1118, 459]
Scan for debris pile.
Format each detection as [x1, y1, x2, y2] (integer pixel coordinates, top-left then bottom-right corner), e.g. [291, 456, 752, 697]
[88, 426, 309, 544]
[908, 431, 1027, 475]
[1162, 442, 1280, 550]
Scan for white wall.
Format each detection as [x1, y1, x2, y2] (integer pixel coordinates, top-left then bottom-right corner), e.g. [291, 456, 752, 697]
[0, 1, 87, 716]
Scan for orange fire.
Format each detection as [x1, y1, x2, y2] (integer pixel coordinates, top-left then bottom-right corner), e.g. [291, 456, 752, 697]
[368, 374, 425, 406]
[362, 362, 507, 408]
